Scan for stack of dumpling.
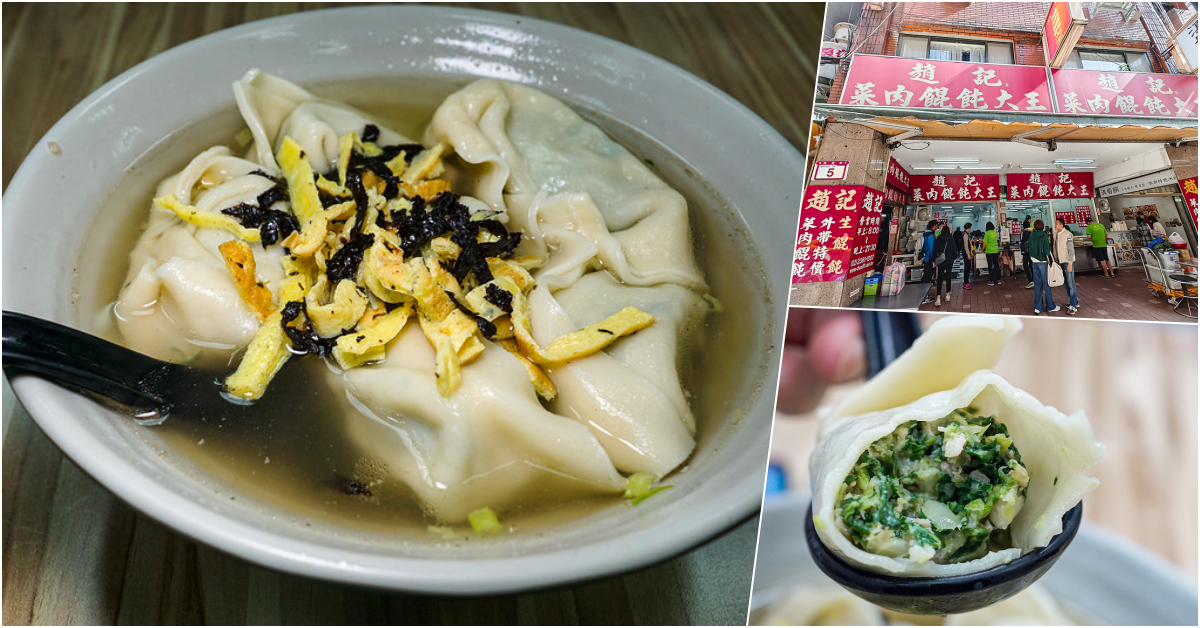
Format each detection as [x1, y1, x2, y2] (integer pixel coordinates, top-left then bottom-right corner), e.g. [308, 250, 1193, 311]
[114, 71, 710, 523]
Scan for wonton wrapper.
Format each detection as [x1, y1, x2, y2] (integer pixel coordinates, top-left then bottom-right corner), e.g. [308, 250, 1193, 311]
[117, 72, 415, 365]
[810, 316, 1105, 577]
[341, 325, 626, 522]
[114, 147, 286, 365]
[531, 271, 706, 476]
[425, 79, 705, 291]
[234, 69, 412, 173]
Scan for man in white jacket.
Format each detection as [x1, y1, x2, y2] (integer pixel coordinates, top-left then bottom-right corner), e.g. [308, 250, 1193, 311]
[1054, 218, 1079, 315]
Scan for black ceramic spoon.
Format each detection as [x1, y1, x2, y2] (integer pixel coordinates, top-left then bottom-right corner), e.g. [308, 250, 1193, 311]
[802, 310, 1083, 615]
[3, 310, 267, 424]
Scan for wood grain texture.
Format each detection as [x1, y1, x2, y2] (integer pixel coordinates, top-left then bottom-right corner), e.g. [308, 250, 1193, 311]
[768, 315, 1199, 580]
[1, 2, 818, 624]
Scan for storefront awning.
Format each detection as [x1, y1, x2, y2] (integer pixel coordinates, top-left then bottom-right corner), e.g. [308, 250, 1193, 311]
[814, 103, 1199, 142]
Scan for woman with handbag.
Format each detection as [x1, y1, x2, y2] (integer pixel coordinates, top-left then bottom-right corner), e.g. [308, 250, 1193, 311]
[1054, 218, 1079, 315]
[931, 221, 957, 307]
[1028, 219, 1060, 314]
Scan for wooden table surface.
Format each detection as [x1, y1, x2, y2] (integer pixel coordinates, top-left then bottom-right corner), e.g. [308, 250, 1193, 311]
[1, 3, 820, 625]
[769, 315, 1199, 582]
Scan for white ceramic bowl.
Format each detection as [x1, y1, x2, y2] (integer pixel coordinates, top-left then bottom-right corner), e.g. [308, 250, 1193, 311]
[2, 6, 801, 593]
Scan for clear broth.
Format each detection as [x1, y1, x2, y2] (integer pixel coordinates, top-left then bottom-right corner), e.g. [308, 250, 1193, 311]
[76, 75, 771, 538]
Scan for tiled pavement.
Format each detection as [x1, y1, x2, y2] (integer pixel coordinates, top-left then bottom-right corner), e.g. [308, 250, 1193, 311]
[915, 267, 1197, 323]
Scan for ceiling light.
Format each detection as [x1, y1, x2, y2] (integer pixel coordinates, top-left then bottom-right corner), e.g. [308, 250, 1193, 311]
[912, 165, 958, 171]
[1020, 164, 1056, 169]
[1059, 166, 1098, 169]
[1053, 158, 1095, 164]
[933, 158, 981, 164]
[959, 165, 1003, 170]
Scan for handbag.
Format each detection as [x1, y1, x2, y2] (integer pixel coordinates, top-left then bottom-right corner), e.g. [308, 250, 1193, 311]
[1047, 239, 1065, 287]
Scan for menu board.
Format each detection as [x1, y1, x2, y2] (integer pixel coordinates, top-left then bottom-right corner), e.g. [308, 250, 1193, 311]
[1006, 172, 1093, 200]
[1054, 211, 1076, 225]
[1075, 205, 1092, 225]
[910, 174, 1001, 203]
[793, 184, 885, 284]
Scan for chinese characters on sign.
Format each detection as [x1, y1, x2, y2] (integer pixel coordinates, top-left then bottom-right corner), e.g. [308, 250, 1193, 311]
[884, 185, 909, 205]
[1054, 211, 1076, 225]
[792, 184, 885, 284]
[1005, 172, 1093, 200]
[886, 157, 911, 192]
[1076, 206, 1092, 225]
[1181, 177, 1198, 228]
[1098, 169, 1178, 197]
[910, 174, 1001, 203]
[840, 54, 1200, 118]
[1043, 3, 1071, 64]
[1051, 68, 1198, 118]
[813, 160, 850, 181]
[841, 55, 1055, 113]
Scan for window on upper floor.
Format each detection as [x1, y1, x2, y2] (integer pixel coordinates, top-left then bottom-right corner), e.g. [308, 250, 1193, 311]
[898, 35, 1015, 64]
[1062, 48, 1153, 72]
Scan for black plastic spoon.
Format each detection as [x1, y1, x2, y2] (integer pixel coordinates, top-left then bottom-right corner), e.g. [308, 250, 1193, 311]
[3, 310, 263, 423]
[802, 311, 1083, 615]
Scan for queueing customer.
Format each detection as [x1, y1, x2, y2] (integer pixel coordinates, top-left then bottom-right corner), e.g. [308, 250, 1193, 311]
[1027, 219, 1060, 314]
[984, 222, 1002, 286]
[1135, 211, 1152, 244]
[1022, 216, 1034, 289]
[921, 220, 936, 283]
[1053, 218, 1079, 315]
[931, 221, 957, 307]
[958, 222, 974, 290]
[1085, 218, 1115, 278]
[919, 220, 937, 304]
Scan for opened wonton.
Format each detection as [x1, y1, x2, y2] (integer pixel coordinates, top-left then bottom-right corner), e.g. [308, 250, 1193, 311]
[810, 316, 1104, 576]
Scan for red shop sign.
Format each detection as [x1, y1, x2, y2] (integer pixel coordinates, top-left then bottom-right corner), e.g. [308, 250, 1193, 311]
[885, 184, 909, 205]
[1006, 172, 1093, 199]
[887, 157, 911, 192]
[1050, 69, 1198, 119]
[840, 55, 1054, 113]
[1075, 206, 1092, 225]
[1180, 176, 1198, 228]
[910, 174, 1001, 203]
[1042, 2, 1073, 66]
[792, 184, 885, 284]
[1054, 211, 1076, 225]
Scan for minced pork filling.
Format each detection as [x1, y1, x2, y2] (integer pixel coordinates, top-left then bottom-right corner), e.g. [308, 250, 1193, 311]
[836, 409, 1030, 564]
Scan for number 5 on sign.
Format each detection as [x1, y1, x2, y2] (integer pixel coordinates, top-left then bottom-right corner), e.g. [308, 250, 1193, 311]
[813, 161, 849, 181]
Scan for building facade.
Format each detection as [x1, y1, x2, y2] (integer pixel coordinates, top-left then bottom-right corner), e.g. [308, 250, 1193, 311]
[825, 2, 1196, 105]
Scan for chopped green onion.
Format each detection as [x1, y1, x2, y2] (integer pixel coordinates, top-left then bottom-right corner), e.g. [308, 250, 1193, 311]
[468, 507, 503, 536]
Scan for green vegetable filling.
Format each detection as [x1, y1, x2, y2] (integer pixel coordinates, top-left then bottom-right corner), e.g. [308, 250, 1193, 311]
[836, 409, 1029, 564]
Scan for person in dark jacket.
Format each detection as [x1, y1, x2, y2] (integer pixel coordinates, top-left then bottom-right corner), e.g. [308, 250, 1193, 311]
[1027, 219, 1060, 314]
[1022, 216, 1034, 288]
[958, 222, 974, 290]
[931, 221, 957, 307]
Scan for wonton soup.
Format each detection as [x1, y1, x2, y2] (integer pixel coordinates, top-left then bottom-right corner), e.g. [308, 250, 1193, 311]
[76, 71, 770, 540]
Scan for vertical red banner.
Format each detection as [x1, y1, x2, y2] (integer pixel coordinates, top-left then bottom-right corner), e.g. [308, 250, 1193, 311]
[793, 184, 885, 284]
[1181, 177, 1198, 228]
